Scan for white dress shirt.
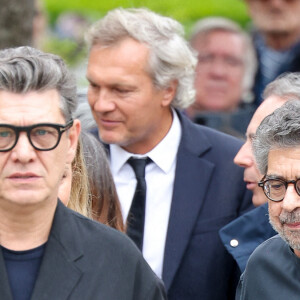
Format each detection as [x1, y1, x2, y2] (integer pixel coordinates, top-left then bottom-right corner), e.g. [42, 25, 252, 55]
[110, 110, 182, 278]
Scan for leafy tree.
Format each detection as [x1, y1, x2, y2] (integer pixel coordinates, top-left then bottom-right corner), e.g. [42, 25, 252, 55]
[0, 0, 35, 49]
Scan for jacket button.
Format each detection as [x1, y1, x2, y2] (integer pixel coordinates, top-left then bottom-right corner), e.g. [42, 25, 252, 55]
[230, 239, 239, 247]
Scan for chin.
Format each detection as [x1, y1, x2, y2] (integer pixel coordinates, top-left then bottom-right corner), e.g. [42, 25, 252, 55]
[99, 133, 119, 145]
[2, 190, 50, 206]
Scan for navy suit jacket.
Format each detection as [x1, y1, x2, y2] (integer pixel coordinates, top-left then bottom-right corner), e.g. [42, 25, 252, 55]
[162, 111, 253, 300]
[219, 203, 276, 272]
[92, 111, 253, 300]
[0, 201, 166, 300]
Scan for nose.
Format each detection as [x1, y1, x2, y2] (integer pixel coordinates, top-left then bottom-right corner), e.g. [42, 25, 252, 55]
[281, 185, 300, 213]
[11, 132, 36, 163]
[209, 58, 227, 77]
[88, 88, 116, 113]
[234, 141, 253, 167]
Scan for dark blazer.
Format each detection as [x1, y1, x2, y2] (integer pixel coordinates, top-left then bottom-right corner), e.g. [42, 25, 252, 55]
[0, 201, 166, 300]
[236, 235, 300, 300]
[162, 111, 253, 300]
[219, 203, 276, 272]
[91, 111, 253, 300]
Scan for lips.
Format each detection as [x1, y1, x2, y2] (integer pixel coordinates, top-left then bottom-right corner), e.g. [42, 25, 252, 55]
[284, 222, 300, 229]
[245, 181, 257, 191]
[100, 118, 120, 123]
[8, 172, 39, 179]
[98, 118, 122, 129]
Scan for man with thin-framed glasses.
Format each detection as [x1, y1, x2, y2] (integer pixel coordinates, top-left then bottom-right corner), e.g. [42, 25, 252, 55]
[236, 99, 300, 299]
[0, 46, 166, 300]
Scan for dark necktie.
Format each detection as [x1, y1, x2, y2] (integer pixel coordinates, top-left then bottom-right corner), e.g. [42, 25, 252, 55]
[126, 157, 150, 250]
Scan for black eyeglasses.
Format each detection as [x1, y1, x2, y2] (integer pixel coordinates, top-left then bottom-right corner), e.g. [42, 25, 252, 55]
[0, 120, 73, 152]
[258, 175, 300, 202]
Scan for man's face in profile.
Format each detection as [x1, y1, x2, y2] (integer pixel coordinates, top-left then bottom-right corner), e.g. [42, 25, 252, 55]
[86, 38, 175, 154]
[234, 95, 286, 206]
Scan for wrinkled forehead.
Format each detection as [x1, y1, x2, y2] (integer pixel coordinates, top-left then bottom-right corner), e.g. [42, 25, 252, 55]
[0, 90, 65, 125]
[191, 29, 243, 49]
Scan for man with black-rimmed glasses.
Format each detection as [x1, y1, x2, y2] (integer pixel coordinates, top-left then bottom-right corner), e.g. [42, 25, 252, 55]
[236, 100, 300, 299]
[0, 46, 166, 300]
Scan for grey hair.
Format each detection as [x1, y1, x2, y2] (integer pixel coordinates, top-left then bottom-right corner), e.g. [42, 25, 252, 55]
[85, 8, 197, 109]
[253, 100, 300, 174]
[0, 46, 77, 121]
[263, 72, 300, 100]
[189, 17, 257, 103]
[76, 88, 97, 131]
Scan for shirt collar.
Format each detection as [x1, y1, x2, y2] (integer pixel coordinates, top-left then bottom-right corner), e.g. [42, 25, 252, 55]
[110, 109, 182, 174]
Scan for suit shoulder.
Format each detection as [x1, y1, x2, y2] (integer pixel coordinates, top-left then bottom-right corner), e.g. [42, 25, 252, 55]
[247, 235, 285, 266]
[179, 111, 243, 153]
[197, 124, 243, 149]
[72, 211, 133, 247]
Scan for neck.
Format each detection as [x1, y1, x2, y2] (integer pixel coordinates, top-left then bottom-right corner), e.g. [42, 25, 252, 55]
[264, 31, 300, 51]
[0, 199, 57, 251]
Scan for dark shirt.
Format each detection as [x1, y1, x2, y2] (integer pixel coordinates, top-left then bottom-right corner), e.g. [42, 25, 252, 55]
[253, 32, 300, 106]
[2, 243, 46, 300]
[219, 203, 276, 272]
[236, 235, 300, 299]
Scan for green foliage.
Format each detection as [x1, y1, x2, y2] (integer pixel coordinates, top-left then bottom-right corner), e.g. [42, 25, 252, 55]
[43, 36, 87, 66]
[42, 0, 251, 66]
[44, 0, 250, 28]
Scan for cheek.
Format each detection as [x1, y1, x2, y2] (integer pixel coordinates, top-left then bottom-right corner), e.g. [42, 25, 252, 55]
[229, 70, 244, 85]
[195, 74, 206, 90]
[269, 201, 282, 219]
[87, 88, 97, 106]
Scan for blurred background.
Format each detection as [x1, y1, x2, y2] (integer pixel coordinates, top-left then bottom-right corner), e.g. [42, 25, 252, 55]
[5, 0, 298, 138]
[3, 0, 248, 88]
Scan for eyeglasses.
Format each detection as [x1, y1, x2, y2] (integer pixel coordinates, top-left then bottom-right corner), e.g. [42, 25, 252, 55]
[0, 120, 73, 152]
[258, 175, 300, 202]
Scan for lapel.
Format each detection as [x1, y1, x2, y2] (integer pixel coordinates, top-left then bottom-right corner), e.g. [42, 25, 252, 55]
[31, 201, 83, 300]
[0, 247, 13, 300]
[162, 111, 215, 291]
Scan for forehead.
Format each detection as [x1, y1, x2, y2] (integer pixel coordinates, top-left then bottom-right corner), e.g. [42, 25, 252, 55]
[0, 89, 64, 124]
[246, 0, 300, 11]
[246, 0, 297, 6]
[87, 38, 151, 82]
[193, 30, 245, 53]
[268, 148, 300, 178]
[247, 95, 286, 135]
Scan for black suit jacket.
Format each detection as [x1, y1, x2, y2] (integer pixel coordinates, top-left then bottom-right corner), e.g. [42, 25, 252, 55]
[0, 201, 166, 300]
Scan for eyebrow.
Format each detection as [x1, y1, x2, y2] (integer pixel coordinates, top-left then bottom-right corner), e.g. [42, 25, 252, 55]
[86, 77, 97, 85]
[265, 174, 285, 180]
[265, 174, 300, 181]
[86, 77, 137, 90]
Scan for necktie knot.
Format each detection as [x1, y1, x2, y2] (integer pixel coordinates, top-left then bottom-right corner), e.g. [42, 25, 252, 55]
[128, 157, 151, 179]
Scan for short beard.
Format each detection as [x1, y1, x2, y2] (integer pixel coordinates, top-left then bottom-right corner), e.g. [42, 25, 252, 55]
[270, 209, 300, 251]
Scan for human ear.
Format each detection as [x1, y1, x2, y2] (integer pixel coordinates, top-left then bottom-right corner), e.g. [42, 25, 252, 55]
[66, 119, 81, 164]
